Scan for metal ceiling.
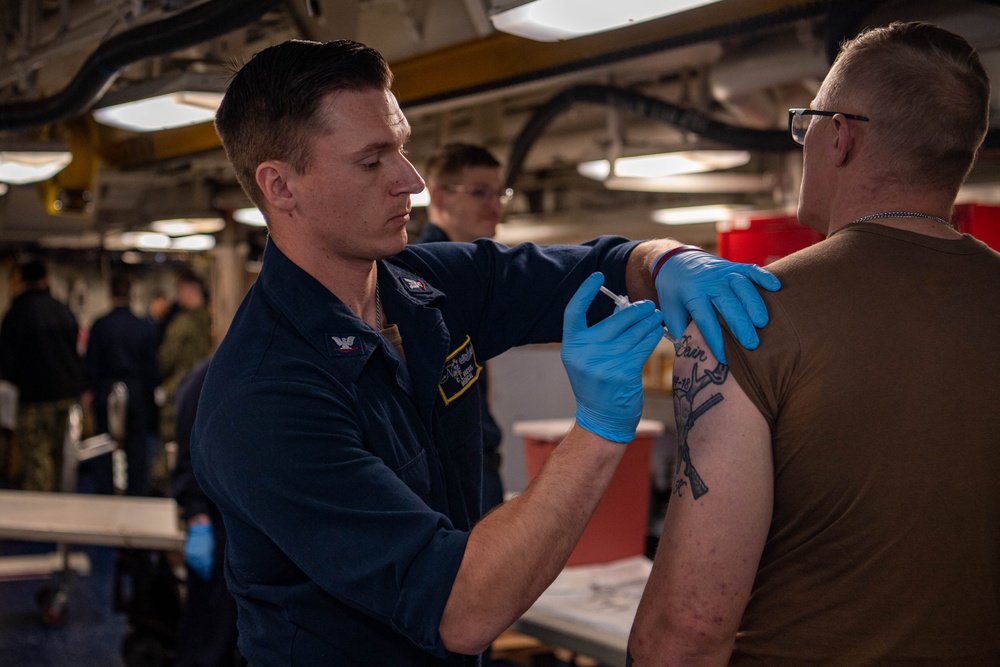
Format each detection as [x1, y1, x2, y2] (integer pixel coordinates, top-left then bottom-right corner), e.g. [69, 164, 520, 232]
[1, 0, 999, 253]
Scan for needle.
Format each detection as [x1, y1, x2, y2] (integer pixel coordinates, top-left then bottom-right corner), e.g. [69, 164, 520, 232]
[598, 285, 679, 346]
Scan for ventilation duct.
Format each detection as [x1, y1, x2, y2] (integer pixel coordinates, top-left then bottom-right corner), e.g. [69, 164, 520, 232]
[0, 0, 283, 131]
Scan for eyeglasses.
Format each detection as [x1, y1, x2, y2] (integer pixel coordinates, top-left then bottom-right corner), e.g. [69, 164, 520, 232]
[441, 184, 514, 205]
[788, 108, 870, 145]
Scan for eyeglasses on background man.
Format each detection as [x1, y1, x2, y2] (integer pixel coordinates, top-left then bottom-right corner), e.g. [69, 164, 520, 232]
[440, 184, 515, 205]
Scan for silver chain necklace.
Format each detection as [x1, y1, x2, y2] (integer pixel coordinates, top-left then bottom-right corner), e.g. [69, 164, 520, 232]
[374, 281, 383, 331]
[847, 210, 953, 228]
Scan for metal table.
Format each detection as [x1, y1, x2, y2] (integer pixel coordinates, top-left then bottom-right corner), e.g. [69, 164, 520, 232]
[0, 490, 185, 551]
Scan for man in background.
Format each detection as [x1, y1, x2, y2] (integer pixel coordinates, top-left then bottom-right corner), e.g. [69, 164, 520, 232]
[417, 142, 510, 513]
[83, 274, 160, 496]
[0, 259, 85, 491]
[628, 22, 1000, 665]
[419, 142, 509, 244]
[159, 269, 211, 446]
[171, 357, 244, 667]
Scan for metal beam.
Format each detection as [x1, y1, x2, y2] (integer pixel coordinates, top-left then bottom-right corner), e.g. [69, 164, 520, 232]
[102, 0, 823, 168]
[390, 0, 822, 106]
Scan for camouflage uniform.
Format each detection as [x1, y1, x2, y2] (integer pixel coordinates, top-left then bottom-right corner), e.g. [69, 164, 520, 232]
[15, 398, 77, 491]
[0, 284, 85, 491]
[159, 305, 212, 445]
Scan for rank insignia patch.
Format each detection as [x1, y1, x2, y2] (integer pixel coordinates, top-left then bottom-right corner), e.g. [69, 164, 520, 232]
[326, 333, 364, 356]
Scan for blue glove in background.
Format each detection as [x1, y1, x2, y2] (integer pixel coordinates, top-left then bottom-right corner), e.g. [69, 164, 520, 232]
[562, 273, 665, 443]
[653, 249, 781, 363]
[185, 523, 215, 580]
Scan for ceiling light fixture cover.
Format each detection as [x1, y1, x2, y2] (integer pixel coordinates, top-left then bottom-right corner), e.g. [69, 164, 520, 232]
[490, 0, 723, 41]
[117, 232, 172, 250]
[411, 188, 430, 208]
[106, 231, 217, 251]
[92, 72, 227, 132]
[150, 217, 226, 236]
[170, 234, 217, 251]
[604, 173, 776, 193]
[651, 204, 751, 225]
[578, 150, 751, 181]
[233, 208, 267, 227]
[0, 141, 74, 184]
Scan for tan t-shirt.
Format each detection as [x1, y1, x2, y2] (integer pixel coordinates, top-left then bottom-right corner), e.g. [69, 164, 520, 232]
[723, 224, 1000, 665]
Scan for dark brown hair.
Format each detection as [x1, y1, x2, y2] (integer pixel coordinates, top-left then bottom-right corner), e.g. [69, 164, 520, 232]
[424, 143, 502, 186]
[215, 39, 393, 216]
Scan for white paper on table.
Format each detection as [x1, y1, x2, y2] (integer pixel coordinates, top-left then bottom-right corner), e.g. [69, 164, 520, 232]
[531, 555, 652, 637]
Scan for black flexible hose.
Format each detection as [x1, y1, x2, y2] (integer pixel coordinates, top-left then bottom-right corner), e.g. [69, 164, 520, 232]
[504, 84, 795, 189]
[0, 0, 283, 130]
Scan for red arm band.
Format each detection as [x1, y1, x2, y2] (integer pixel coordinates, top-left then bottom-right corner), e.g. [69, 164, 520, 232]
[650, 245, 703, 284]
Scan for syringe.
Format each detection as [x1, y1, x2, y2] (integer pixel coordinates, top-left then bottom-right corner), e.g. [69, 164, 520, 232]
[599, 285, 679, 346]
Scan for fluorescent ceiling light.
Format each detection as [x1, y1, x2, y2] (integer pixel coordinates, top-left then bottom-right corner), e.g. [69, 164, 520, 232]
[651, 204, 751, 225]
[106, 231, 217, 251]
[93, 72, 226, 132]
[605, 173, 776, 193]
[118, 231, 172, 250]
[0, 145, 73, 184]
[170, 234, 217, 251]
[93, 92, 222, 132]
[411, 188, 430, 208]
[233, 207, 267, 227]
[578, 150, 751, 181]
[490, 0, 723, 41]
[150, 217, 225, 236]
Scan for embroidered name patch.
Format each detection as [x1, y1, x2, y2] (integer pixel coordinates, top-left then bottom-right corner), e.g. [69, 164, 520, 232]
[438, 336, 482, 405]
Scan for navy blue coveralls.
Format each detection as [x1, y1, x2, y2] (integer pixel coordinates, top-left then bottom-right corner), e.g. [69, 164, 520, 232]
[192, 235, 637, 666]
[170, 358, 243, 667]
[83, 305, 160, 495]
[414, 221, 505, 513]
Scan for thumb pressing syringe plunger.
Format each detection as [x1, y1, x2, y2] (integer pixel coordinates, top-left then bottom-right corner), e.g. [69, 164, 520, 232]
[598, 285, 679, 346]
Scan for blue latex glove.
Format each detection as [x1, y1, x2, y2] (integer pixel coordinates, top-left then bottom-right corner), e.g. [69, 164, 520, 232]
[562, 273, 665, 443]
[653, 248, 781, 364]
[185, 523, 215, 580]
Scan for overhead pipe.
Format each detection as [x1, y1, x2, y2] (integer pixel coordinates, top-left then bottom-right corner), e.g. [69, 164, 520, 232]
[504, 70, 1000, 187]
[503, 84, 794, 189]
[0, 0, 283, 131]
[502, 0, 1000, 186]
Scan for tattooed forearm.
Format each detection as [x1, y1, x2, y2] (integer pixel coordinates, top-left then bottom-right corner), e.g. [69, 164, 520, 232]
[672, 336, 729, 499]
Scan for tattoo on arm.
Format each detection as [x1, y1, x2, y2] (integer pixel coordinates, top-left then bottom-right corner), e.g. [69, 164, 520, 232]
[672, 335, 729, 500]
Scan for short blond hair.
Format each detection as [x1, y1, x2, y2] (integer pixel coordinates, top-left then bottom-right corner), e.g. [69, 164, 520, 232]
[821, 22, 990, 193]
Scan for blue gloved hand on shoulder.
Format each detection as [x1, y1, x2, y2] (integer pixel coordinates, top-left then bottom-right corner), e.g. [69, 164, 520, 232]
[652, 245, 781, 364]
[562, 273, 665, 443]
[185, 522, 215, 580]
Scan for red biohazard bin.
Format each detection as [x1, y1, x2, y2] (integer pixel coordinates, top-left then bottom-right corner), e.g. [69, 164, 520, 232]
[716, 213, 824, 266]
[954, 203, 1000, 251]
[513, 418, 663, 566]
